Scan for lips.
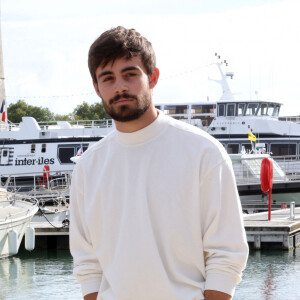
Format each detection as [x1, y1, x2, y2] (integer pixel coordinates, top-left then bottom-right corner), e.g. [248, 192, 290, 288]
[114, 98, 133, 104]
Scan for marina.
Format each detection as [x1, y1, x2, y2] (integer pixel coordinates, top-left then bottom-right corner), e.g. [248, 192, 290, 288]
[15, 204, 300, 252]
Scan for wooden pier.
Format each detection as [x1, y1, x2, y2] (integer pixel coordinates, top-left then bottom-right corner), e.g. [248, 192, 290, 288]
[23, 207, 300, 251]
[244, 207, 300, 250]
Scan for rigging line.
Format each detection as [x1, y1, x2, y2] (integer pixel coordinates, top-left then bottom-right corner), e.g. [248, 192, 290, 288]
[38, 206, 69, 229]
[5, 63, 215, 99]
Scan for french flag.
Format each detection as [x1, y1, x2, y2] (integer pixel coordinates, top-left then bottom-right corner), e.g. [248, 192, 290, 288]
[0, 99, 5, 122]
[77, 145, 83, 156]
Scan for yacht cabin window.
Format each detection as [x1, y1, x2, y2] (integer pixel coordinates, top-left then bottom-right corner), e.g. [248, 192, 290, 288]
[191, 104, 216, 114]
[2, 149, 8, 157]
[31, 144, 36, 153]
[270, 143, 296, 157]
[245, 103, 259, 116]
[237, 103, 246, 116]
[164, 105, 188, 115]
[257, 103, 268, 116]
[226, 104, 235, 116]
[267, 103, 280, 117]
[41, 144, 46, 153]
[241, 143, 252, 153]
[227, 144, 239, 154]
[218, 104, 225, 116]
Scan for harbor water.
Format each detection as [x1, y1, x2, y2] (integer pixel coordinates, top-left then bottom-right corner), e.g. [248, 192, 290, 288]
[0, 248, 300, 300]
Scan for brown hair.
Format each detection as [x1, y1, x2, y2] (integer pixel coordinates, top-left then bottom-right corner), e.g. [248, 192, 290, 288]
[88, 26, 156, 83]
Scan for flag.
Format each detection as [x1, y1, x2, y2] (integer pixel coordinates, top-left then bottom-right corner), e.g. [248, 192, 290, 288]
[77, 145, 83, 156]
[248, 130, 256, 142]
[0, 99, 5, 122]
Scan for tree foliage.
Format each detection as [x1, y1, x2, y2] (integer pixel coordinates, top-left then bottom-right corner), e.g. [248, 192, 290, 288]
[6, 100, 110, 123]
[7, 100, 55, 123]
[73, 101, 110, 120]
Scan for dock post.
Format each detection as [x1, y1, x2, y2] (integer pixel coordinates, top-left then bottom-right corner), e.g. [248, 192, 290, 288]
[290, 202, 295, 220]
[254, 235, 261, 250]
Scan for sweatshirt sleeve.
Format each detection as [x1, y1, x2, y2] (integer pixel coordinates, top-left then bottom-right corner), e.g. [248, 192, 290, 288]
[200, 157, 249, 296]
[69, 162, 102, 297]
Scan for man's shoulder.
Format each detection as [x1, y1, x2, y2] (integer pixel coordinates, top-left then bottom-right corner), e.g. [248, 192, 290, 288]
[78, 130, 116, 162]
[163, 114, 229, 160]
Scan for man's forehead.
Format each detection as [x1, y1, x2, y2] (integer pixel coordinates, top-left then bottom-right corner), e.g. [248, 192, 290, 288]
[97, 56, 145, 73]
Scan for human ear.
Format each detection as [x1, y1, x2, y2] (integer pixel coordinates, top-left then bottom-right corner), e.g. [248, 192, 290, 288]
[149, 67, 160, 88]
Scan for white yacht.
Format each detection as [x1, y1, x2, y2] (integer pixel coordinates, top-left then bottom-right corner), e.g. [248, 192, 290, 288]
[155, 56, 300, 174]
[0, 118, 113, 183]
[0, 189, 38, 258]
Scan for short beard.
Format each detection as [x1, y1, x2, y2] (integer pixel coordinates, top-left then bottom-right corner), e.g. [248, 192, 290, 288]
[102, 92, 151, 122]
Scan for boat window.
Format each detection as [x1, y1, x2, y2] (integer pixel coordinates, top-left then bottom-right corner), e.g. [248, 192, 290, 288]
[41, 144, 46, 153]
[227, 144, 239, 154]
[58, 144, 89, 164]
[226, 104, 235, 116]
[191, 104, 216, 114]
[155, 105, 161, 110]
[191, 116, 215, 126]
[2, 149, 8, 157]
[31, 144, 36, 154]
[218, 104, 225, 116]
[241, 143, 252, 153]
[237, 103, 246, 116]
[58, 147, 76, 164]
[257, 103, 268, 116]
[267, 103, 280, 117]
[245, 103, 259, 115]
[270, 143, 296, 157]
[164, 105, 188, 115]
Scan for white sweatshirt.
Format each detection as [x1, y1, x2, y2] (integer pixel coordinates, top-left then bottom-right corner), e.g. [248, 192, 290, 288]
[70, 112, 248, 300]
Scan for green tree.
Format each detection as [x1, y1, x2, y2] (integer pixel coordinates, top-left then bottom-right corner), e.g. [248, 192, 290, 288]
[73, 101, 110, 120]
[54, 113, 74, 121]
[7, 100, 55, 123]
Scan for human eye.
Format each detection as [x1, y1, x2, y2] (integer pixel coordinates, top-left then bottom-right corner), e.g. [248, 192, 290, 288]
[124, 72, 137, 80]
[102, 75, 114, 83]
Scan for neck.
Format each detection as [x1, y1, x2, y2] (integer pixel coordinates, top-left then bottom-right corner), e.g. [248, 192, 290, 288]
[115, 105, 158, 133]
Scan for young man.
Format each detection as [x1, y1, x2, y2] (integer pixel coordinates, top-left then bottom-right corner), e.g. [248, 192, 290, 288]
[70, 26, 248, 300]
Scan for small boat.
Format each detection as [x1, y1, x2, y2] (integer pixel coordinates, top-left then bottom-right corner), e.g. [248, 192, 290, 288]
[0, 189, 38, 258]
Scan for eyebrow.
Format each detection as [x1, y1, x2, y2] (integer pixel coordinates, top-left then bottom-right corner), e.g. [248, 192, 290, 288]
[97, 66, 141, 80]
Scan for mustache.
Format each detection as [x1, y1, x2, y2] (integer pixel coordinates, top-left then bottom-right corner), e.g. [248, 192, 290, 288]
[109, 93, 138, 105]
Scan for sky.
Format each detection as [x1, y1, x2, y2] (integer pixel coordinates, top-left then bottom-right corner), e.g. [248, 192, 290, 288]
[1, 0, 300, 116]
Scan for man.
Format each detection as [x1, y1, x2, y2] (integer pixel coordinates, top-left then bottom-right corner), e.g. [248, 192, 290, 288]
[70, 26, 248, 300]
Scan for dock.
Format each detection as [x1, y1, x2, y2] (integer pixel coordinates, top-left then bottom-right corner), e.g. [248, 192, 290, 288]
[22, 206, 300, 251]
[244, 206, 300, 249]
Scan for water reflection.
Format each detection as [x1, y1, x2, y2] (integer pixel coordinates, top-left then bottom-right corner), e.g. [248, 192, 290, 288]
[235, 248, 300, 300]
[0, 249, 81, 300]
[1, 248, 300, 299]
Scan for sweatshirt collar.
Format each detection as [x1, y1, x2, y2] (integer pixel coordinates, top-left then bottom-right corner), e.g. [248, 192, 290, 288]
[115, 110, 166, 146]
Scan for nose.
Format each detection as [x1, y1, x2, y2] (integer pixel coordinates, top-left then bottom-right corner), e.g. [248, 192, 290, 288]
[114, 78, 128, 94]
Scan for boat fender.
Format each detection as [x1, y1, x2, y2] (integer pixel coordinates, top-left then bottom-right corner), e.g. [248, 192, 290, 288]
[8, 230, 18, 255]
[25, 226, 35, 251]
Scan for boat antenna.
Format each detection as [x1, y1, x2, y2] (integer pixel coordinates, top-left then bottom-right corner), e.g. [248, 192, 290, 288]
[208, 53, 235, 101]
[0, 0, 7, 131]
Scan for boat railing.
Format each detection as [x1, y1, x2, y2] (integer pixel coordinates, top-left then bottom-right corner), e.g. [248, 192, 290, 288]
[1, 170, 73, 194]
[38, 119, 114, 129]
[271, 155, 300, 177]
[278, 116, 300, 124]
[0, 197, 39, 222]
[231, 155, 294, 185]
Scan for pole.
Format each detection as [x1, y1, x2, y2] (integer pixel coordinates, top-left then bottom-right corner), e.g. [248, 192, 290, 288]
[268, 190, 272, 221]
